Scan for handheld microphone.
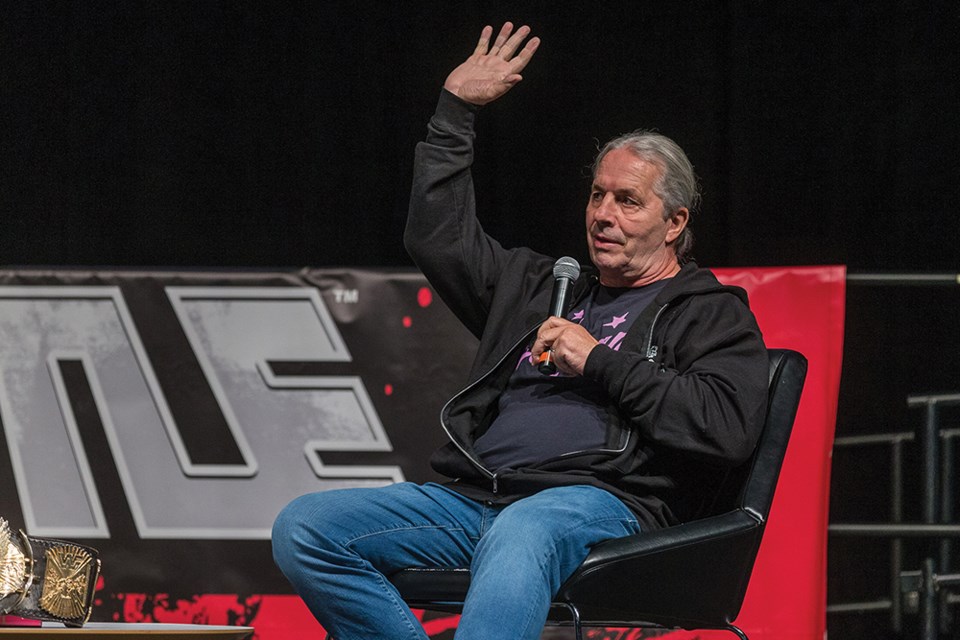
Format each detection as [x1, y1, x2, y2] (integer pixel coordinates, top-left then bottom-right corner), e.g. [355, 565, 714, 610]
[538, 256, 581, 374]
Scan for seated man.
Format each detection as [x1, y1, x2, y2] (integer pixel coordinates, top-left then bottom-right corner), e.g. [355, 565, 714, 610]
[272, 22, 768, 640]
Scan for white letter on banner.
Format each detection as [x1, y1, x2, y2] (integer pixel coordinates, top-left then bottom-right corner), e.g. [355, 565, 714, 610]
[0, 286, 402, 540]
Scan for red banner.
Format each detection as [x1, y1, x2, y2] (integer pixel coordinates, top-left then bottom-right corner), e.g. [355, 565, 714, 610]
[710, 265, 846, 640]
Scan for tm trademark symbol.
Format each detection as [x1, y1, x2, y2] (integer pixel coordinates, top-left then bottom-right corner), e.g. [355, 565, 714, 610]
[333, 289, 360, 304]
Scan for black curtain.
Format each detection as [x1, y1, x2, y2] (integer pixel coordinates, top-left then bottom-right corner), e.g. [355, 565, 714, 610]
[4, 1, 958, 271]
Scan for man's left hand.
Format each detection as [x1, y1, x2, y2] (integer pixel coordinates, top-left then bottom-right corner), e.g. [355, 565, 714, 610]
[531, 317, 599, 376]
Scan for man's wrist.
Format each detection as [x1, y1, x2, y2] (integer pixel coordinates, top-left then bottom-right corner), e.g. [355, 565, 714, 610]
[440, 87, 481, 110]
[430, 89, 480, 135]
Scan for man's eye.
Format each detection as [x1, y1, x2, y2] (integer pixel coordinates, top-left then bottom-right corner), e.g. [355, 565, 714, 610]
[590, 191, 603, 202]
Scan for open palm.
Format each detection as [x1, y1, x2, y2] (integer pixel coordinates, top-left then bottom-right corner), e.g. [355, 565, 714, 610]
[444, 23, 540, 106]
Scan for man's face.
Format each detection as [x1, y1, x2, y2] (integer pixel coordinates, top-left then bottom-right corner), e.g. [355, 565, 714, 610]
[585, 148, 687, 287]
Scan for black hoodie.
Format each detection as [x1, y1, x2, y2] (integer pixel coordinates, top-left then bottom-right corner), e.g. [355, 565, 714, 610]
[405, 91, 768, 531]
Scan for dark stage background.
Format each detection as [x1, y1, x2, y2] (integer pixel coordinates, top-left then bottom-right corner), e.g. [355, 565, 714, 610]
[2, 2, 959, 638]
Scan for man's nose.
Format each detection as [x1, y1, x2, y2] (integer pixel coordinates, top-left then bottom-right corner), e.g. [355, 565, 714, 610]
[593, 194, 617, 222]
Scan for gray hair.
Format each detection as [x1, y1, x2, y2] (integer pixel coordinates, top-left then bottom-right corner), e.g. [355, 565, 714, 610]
[592, 130, 700, 264]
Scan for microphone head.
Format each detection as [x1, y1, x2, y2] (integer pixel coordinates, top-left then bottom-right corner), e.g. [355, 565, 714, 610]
[553, 256, 581, 281]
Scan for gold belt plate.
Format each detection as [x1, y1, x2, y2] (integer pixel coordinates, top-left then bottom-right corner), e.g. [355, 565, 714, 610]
[39, 545, 95, 621]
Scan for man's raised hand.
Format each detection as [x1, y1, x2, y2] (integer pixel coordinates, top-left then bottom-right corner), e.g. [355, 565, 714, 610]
[444, 22, 540, 106]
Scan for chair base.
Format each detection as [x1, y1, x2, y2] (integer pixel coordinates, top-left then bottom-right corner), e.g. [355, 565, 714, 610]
[554, 601, 748, 640]
[324, 607, 749, 640]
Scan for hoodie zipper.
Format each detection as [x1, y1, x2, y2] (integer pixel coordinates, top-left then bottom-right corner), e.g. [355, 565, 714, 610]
[439, 322, 542, 492]
[644, 303, 669, 360]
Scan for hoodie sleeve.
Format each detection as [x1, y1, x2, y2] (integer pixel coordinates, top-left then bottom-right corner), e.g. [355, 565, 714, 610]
[584, 292, 769, 467]
[404, 90, 512, 339]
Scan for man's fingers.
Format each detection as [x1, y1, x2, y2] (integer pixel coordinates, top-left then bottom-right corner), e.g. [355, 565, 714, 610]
[490, 22, 514, 53]
[473, 25, 493, 56]
[509, 37, 540, 73]
[497, 24, 531, 60]
[532, 317, 563, 354]
[530, 329, 550, 359]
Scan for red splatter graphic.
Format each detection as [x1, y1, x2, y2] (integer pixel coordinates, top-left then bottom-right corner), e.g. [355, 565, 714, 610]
[114, 593, 261, 627]
[417, 287, 433, 308]
[103, 593, 679, 639]
[384, 384, 394, 396]
[403, 316, 413, 328]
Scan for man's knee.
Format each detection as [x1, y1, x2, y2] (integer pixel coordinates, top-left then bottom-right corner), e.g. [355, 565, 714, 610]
[271, 490, 350, 574]
[271, 484, 423, 570]
[273, 494, 312, 571]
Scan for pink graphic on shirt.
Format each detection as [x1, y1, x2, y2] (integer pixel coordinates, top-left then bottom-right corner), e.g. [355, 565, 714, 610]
[603, 312, 629, 329]
[598, 331, 628, 351]
[517, 348, 535, 369]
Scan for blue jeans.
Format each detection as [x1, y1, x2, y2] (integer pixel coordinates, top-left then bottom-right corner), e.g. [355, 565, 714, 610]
[272, 482, 641, 640]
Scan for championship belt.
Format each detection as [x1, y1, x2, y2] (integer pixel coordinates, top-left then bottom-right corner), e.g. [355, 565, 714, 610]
[0, 518, 101, 627]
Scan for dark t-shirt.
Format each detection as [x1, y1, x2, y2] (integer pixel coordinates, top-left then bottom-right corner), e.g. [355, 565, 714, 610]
[473, 279, 668, 471]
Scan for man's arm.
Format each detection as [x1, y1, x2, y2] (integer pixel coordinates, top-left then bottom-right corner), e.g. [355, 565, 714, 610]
[587, 295, 769, 467]
[404, 24, 541, 337]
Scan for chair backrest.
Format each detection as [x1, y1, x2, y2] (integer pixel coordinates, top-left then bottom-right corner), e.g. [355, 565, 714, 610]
[743, 349, 808, 518]
[708, 349, 807, 522]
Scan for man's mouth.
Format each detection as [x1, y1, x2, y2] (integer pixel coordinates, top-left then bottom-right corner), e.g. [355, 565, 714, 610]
[592, 235, 620, 249]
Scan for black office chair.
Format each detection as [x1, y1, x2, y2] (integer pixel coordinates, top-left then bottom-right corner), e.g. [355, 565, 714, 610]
[389, 348, 808, 640]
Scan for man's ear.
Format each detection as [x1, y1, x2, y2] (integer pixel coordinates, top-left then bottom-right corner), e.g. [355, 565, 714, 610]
[665, 207, 689, 243]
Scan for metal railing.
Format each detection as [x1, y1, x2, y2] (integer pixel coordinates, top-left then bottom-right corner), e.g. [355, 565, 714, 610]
[828, 393, 960, 639]
[845, 273, 960, 286]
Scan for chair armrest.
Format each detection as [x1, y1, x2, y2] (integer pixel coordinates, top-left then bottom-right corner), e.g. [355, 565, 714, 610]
[556, 509, 764, 628]
[574, 509, 761, 571]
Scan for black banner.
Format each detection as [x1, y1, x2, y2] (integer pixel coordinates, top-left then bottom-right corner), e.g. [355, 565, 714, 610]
[0, 267, 478, 635]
